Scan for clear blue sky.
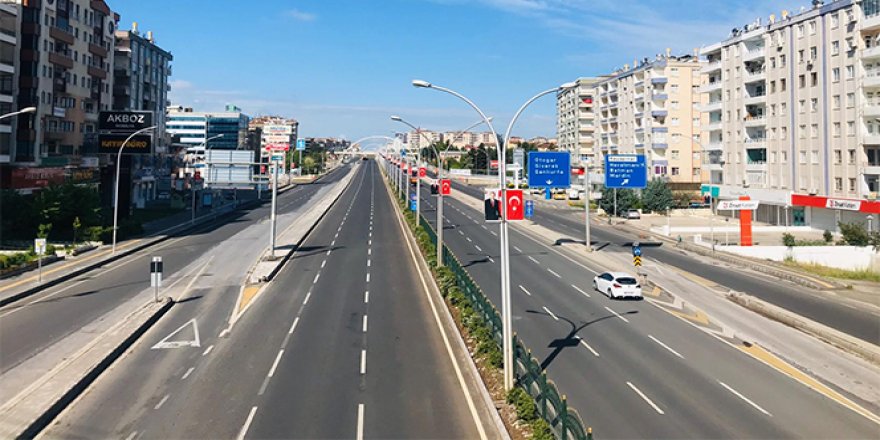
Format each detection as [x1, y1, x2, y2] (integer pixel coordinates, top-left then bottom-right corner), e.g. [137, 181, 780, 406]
[114, 0, 795, 145]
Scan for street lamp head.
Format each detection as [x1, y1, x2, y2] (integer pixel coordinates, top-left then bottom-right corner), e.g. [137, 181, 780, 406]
[20, 107, 37, 114]
[559, 82, 577, 90]
[412, 79, 432, 88]
[390, 115, 402, 122]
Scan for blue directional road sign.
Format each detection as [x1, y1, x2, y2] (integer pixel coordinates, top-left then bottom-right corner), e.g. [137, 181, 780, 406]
[296, 139, 306, 151]
[524, 200, 534, 218]
[604, 154, 647, 189]
[410, 193, 417, 211]
[527, 151, 571, 188]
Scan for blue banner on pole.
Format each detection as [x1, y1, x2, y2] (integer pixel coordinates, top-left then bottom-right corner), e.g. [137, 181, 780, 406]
[296, 139, 306, 151]
[604, 154, 647, 189]
[527, 151, 571, 188]
[524, 200, 534, 218]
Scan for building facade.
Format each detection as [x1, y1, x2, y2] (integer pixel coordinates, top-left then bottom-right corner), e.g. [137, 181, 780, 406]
[556, 77, 598, 165]
[0, 2, 19, 163]
[594, 52, 704, 189]
[112, 22, 172, 149]
[167, 104, 249, 153]
[701, 0, 880, 230]
[10, 0, 116, 166]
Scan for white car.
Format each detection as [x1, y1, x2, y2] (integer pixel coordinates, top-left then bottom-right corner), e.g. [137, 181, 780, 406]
[593, 272, 643, 299]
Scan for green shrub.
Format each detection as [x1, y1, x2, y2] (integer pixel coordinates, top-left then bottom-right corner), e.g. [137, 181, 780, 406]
[486, 347, 503, 368]
[823, 230, 833, 243]
[782, 233, 796, 247]
[839, 222, 870, 246]
[506, 387, 538, 422]
[531, 419, 554, 440]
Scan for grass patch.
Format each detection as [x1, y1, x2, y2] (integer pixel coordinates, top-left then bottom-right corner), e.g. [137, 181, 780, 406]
[783, 260, 880, 282]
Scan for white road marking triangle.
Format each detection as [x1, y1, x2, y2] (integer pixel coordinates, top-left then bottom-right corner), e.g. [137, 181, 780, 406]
[151, 319, 201, 349]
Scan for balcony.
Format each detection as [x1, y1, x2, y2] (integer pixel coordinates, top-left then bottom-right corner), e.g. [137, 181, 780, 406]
[634, 143, 645, 149]
[746, 162, 767, 172]
[634, 93, 644, 102]
[651, 77, 668, 85]
[88, 66, 107, 79]
[705, 121, 723, 131]
[864, 11, 880, 31]
[652, 142, 669, 149]
[744, 137, 766, 148]
[49, 26, 75, 45]
[704, 142, 723, 151]
[53, 78, 67, 93]
[702, 101, 722, 112]
[865, 73, 880, 88]
[743, 47, 765, 61]
[744, 70, 766, 83]
[651, 109, 668, 118]
[700, 81, 722, 94]
[864, 105, 880, 118]
[743, 93, 767, 105]
[702, 60, 722, 73]
[88, 42, 108, 58]
[48, 52, 74, 69]
[652, 93, 668, 101]
[634, 79, 645, 89]
[744, 115, 766, 127]
[865, 133, 880, 145]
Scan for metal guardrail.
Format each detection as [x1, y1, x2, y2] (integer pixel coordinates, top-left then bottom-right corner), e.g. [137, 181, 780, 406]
[416, 212, 589, 439]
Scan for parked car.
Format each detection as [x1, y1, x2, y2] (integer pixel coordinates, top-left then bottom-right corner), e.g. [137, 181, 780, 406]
[552, 190, 567, 200]
[625, 209, 641, 219]
[567, 188, 581, 200]
[593, 272, 643, 299]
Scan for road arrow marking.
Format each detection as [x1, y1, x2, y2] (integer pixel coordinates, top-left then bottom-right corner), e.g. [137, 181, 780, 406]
[151, 319, 201, 349]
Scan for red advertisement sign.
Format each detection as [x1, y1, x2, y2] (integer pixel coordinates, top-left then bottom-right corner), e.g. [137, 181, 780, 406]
[505, 189, 524, 221]
[440, 179, 451, 195]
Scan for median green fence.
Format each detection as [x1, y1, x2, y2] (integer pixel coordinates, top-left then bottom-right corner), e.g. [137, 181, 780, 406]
[417, 214, 589, 440]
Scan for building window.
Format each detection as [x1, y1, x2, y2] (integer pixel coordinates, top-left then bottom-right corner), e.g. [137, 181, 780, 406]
[835, 178, 843, 191]
[832, 41, 840, 56]
[832, 68, 840, 82]
[799, 151, 807, 164]
[780, 102, 787, 116]
[799, 75, 806, 88]
[833, 123, 841, 136]
[810, 46, 817, 61]
[797, 24, 804, 38]
[780, 78, 786, 91]
[799, 100, 806, 113]
[846, 65, 854, 79]
[833, 95, 841, 108]
[780, 55, 786, 67]
[799, 124, 807, 138]
[671, 150, 680, 159]
[671, 167, 680, 176]
[849, 178, 857, 192]
[847, 121, 855, 136]
[811, 124, 818, 138]
[809, 20, 816, 35]
[811, 98, 818, 112]
[781, 127, 787, 139]
[831, 13, 839, 28]
[849, 149, 856, 164]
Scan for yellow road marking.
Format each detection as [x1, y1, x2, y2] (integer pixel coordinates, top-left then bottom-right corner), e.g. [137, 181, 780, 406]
[667, 308, 711, 326]
[740, 343, 880, 425]
[0, 239, 142, 293]
[644, 286, 662, 298]
[236, 285, 261, 315]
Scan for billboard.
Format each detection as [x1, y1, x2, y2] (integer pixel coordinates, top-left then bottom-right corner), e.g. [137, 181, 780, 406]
[97, 133, 153, 155]
[98, 111, 154, 132]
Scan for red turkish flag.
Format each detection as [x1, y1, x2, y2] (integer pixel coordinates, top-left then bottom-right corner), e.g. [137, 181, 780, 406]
[505, 189, 524, 221]
[419, 167, 426, 178]
[440, 179, 451, 195]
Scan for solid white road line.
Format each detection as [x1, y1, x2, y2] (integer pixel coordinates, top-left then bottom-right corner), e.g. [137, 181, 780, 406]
[154, 394, 170, 410]
[360, 349, 367, 374]
[519, 285, 532, 296]
[571, 284, 591, 298]
[627, 382, 665, 415]
[528, 256, 540, 264]
[547, 268, 561, 278]
[356, 403, 365, 440]
[542, 306, 559, 321]
[236, 406, 258, 440]
[364, 290, 369, 303]
[604, 306, 630, 323]
[202, 345, 214, 356]
[363, 315, 368, 332]
[289, 317, 300, 334]
[719, 381, 772, 416]
[268, 350, 284, 378]
[578, 338, 600, 357]
[648, 335, 685, 359]
[181, 367, 195, 380]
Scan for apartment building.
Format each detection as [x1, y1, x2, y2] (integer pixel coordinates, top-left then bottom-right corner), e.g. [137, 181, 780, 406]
[0, 2, 18, 163]
[556, 77, 598, 165]
[701, 0, 880, 231]
[406, 129, 441, 150]
[595, 52, 704, 189]
[113, 22, 172, 149]
[443, 130, 479, 149]
[12, 0, 116, 165]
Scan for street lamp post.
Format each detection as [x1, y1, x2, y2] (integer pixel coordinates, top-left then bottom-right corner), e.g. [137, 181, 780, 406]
[391, 116, 425, 223]
[392, 116, 490, 267]
[112, 125, 157, 254]
[0, 106, 36, 121]
[414, 79, 574, 391]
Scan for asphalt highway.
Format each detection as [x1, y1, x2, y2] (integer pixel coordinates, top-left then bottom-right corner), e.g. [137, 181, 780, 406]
[447, 177, 880, 346]
[0, 166, 352, 376]
[44, 160, 488, 439]
[416, 180, 878, 438]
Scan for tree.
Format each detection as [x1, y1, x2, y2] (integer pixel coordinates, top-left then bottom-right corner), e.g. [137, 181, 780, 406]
[598, 187, 638, 217]
[302, 156, 317, 174]
[838, 222, 870, 246]
[641, 179, 674, 213]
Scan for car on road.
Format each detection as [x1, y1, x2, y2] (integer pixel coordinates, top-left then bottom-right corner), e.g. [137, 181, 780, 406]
[552, 189, 567, 200]
[624, 209, 641, 219]
[593, 272, 642, 299]
[567, 188, 581, 200]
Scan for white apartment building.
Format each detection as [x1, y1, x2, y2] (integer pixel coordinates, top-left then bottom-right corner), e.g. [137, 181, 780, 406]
[556, 77, 598, 165]
[595, 52, 704, 189]
[443, 130, 479, 149]
[406, 129, 441, 150]
[701, 0, 880, 230]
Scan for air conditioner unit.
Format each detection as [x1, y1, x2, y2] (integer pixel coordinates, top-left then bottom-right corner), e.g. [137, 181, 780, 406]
[808, 188, 819, 195]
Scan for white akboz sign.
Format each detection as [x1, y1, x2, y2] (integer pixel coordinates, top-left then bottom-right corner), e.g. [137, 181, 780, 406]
[825, 198, 861, 211]
[716, 200, 761, 210]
